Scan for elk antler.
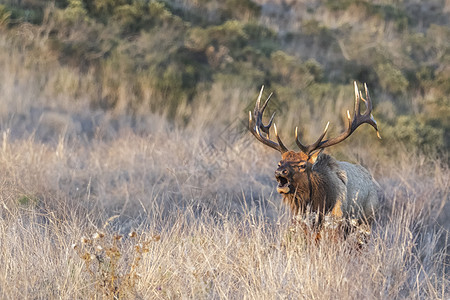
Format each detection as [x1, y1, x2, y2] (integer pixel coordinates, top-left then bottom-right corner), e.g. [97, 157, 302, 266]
[296, 81, 381, 155]
[249, 86, 289, 153]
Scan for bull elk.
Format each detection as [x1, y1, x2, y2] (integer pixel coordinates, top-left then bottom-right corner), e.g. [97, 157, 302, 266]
[249, 82, 382, 230]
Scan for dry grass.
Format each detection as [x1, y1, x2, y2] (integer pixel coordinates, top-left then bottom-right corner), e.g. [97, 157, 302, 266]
[0, 114, 448, 298]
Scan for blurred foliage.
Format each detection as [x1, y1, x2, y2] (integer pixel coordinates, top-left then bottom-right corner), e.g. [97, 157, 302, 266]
[375, 63, 408, 95]
[0, 4, 11, 27]
[384, 116, 445, 153]
[1, 0, 449, 155]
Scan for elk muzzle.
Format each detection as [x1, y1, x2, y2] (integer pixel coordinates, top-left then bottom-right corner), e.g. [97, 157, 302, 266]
[275, 168, 291, 194]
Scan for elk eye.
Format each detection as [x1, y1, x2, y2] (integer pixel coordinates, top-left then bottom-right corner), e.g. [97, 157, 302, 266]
[299, 163, 306, 169]
[278, 162, 282, 167]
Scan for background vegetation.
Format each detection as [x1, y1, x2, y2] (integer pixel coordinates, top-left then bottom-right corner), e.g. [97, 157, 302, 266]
[1, 0, 449, 153]
[0, 0, 448, 298]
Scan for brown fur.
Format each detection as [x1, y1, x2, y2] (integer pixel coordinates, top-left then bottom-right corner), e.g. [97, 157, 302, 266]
[276, 151, 381, 224]
[281, 153, 338, 215]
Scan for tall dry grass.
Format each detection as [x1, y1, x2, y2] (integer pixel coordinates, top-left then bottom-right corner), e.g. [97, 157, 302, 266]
[0, 113, 448, 298]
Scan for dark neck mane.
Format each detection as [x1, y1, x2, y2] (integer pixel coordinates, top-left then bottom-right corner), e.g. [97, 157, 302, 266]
[283, 154, 338, 216]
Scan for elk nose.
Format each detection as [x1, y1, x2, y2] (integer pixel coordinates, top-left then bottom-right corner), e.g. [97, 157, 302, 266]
[275, 168, 289, 177]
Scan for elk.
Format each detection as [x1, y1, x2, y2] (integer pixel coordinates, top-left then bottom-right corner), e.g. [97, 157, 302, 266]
[249, 82, 382, 230]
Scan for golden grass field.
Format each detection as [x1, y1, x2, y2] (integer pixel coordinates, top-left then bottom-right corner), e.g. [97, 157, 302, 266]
[0, 115, 448, 299]
[0, 12, 449, 299]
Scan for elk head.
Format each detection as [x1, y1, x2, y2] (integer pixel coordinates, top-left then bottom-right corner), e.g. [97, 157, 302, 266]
[249, 82, 381, 215]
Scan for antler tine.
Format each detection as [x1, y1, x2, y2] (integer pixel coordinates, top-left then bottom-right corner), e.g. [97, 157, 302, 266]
[362, 83, 381, 139]
[260, 93, 275, 135]
[313, 122, 330, 148]
[249, 86, 289, 153]
[295, 127, 308, 153]
[354, 81, 361, 116]
[273, 123, 289, 152]
[261, 92, 273, 112]
[354, 82, 379, 135]
[255, 85, 263, 108]
[363, 83, 372, 114]
[314, 81, 380, 150]
[253, 86, 274, 135]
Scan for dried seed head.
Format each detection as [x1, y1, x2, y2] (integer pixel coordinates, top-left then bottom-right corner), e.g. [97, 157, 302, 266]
[96, 245, 103, 251]
[350, 219, 359, 227]
[114, 234, 123, 241]
[129, 231, 137, 238]
[81, 236, 89, 244]
[92, 231, 105, 239]
[71, 243, 78, 250]
[360, 226, 371, 235]
[152, 234, 161, 242]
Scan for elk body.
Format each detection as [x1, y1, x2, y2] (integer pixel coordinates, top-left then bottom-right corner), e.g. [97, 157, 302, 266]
[249, 82, 382, 226]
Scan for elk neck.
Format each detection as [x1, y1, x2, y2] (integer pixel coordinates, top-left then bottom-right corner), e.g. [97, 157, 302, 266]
[285, 154, 340, 216]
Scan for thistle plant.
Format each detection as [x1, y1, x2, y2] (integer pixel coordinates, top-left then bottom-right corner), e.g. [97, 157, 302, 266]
[72, 230, 160, 299]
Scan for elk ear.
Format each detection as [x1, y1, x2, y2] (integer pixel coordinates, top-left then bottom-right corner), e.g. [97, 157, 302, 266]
[309, 148, 324, 164]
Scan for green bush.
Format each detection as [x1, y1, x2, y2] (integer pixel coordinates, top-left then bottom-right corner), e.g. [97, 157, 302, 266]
[205, 20, 248, 49]
[112, 4, 142, 33]
[223, 0, 261, 20]
[390, 116, 445, 152]
[0, 5, 11, 27]
[375, 63, 408, 95]
[270, 51, 314, 87]
[63, 0, 88, 23]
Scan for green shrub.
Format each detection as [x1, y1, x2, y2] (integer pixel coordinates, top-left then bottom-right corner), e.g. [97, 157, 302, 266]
[63, 0, 88, 23]
[185, 27, 211, 52]
[325, 0, 363, 11]
[304, 59, 324, 82]
[17, 195, 38, 207]
[375, 63, 408, 95]
[243, 22, 277, 55]
[270, 51, 314, 87]
[112, 4, 142, 33]
[85, 0, 128, 20]
[8, 5, 44, 24]
[0, 5, 11, 27]
[206, 20, 248, 49]
[223, 0, 261, 20]
[390, 116, 444, 152]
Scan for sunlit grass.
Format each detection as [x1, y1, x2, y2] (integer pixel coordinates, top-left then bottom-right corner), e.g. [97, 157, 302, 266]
[0, 120, 448, 298]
